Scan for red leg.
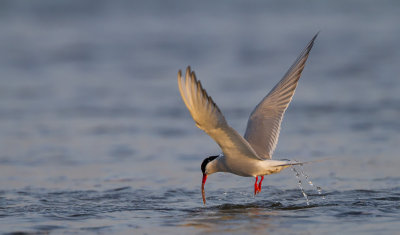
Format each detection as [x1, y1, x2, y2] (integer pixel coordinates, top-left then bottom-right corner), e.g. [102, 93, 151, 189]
[258, 176, 264, 193]
[254, 176, 259, 195]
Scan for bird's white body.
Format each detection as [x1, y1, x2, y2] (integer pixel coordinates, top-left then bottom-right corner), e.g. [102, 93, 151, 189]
[205, 154, 291, 177]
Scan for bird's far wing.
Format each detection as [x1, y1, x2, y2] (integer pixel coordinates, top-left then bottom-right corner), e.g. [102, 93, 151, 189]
[244, 33, 318, 159]
[178, 67, 261, 161]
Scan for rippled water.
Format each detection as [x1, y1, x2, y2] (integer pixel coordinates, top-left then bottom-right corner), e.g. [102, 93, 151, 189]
[0, 0, 400, 234]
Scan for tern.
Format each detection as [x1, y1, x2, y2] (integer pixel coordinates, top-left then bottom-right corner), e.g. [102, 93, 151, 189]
[178, 34, 318, 204]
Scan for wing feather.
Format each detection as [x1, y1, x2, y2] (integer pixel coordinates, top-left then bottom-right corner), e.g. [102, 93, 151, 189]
[244, 33, 318, 159]
[178, 67, 261, 161]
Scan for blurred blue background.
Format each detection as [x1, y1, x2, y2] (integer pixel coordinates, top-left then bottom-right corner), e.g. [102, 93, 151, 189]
[0, 0, 399, 234]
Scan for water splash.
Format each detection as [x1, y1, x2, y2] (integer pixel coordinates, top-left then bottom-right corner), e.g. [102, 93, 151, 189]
[291, 166, 310, 205]
[290, 161, 326, 205]
[296, 164, 326, 199]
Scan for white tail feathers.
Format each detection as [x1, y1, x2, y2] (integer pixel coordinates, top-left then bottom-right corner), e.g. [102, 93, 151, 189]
[275, 157, 332, 167]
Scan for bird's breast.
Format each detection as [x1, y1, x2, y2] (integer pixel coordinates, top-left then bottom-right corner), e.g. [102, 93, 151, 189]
[221, 158, 289, 177]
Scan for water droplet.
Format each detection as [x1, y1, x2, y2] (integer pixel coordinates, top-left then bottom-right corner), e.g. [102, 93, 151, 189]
[291, 166, 310, 205]
[296, 163, 325, 199]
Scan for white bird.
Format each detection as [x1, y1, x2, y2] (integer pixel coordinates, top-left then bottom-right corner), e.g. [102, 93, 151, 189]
[178, 34, 318, 204]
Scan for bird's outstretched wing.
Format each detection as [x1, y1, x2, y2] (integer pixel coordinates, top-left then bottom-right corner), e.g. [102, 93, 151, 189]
[178, 67, 261, 161]
[244, 33, 318, 159]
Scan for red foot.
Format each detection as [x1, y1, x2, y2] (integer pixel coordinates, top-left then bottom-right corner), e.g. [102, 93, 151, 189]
[258, 176, 264, 194]
[254, 176, 264, 195]
[254, 176, 259, 195]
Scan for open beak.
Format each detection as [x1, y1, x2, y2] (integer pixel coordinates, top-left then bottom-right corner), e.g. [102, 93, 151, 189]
[201, 173, 208, 204]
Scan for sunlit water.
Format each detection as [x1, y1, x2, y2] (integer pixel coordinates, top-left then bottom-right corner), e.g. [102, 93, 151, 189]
[0, 1, 400, 234]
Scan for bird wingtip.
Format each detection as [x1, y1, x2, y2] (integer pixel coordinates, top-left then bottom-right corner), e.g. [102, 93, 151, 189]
[313, 31, 320, 39]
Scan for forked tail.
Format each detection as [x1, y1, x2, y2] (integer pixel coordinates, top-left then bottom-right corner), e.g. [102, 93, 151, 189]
[275, 158, 332, 167]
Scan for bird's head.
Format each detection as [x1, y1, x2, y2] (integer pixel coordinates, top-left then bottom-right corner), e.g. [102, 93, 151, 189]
[201, 155, 219, 204]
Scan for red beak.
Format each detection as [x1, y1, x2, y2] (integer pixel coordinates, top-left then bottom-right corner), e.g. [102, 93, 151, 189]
[201, 173, 208, 204]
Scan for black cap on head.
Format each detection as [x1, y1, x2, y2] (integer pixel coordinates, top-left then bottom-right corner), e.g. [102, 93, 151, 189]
[201, 155, 219, 174]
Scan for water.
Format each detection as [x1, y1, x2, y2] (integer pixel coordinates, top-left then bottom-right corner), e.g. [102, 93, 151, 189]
[1, 0, 400, 234]
[291, 166, 311, 205]
[291, 163, 326, 203]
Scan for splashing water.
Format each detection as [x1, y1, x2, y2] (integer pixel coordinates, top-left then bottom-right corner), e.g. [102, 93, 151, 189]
[291, 166, 310, 205]
[297, 164, 326, 199]
[290, 162, 326, 205]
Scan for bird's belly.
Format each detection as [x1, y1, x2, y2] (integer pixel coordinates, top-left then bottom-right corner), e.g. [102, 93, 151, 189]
[223, 159, 288, 177]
